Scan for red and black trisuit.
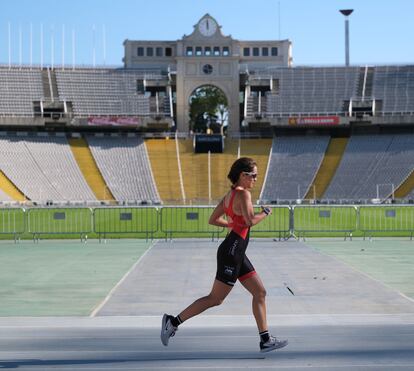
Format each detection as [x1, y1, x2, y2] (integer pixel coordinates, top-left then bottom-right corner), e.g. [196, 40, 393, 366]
[215, 189, 256, 287]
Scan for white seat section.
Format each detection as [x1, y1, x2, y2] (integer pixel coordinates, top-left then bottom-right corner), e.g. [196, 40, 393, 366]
[323, 134, 414, 200]
[372, 65, 414, 113]
[0, 67, 43, 116]
[55, 69, 159, 116]
[0, 136, 96, 202]
[261, 135, 330, 201]
[356, 134, 414, 199]
[247, 67, 359, 116]
[0, 137, 62, 201]
[86, 135, 160, 203]
[23, 136, 97, 201]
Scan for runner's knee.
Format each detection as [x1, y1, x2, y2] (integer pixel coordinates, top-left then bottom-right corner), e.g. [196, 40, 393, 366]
[253, 287, 266, 301]
[207, 294, 224, 307]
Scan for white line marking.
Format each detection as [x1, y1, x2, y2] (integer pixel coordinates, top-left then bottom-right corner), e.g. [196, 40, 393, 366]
[89, 240, 158, 317]
[2, 313, 414, 329]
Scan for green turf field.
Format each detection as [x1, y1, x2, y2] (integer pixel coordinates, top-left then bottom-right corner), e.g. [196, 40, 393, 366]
[306, 239, 414, 300]
[0, 240, 152, 316]
[0, 205, 413, 239]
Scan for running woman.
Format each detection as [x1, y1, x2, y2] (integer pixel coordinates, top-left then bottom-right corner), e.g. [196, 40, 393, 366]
[161, 157, 288, 353]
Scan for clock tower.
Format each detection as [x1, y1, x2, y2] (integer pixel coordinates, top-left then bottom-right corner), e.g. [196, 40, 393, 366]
[175, 14, 241, 134]
[198, 15, 218, 37]
[123, 14, 292, 134]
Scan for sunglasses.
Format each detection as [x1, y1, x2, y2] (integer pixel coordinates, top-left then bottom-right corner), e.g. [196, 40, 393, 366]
[243, 171, 258, 180]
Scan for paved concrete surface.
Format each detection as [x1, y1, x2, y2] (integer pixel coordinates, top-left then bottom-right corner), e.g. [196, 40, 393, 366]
[1, 316, 414, 370]
[97, 240, 414, 316]
[1, 239, 414, 370]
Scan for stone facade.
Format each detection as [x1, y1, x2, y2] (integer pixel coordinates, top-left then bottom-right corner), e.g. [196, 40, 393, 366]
[123, 14, 292, 133]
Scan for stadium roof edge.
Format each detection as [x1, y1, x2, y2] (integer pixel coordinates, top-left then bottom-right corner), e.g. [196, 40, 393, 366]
[2, 63, 414, 71]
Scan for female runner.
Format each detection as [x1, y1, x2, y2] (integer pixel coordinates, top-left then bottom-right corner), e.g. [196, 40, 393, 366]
[161, 157, 288, 352]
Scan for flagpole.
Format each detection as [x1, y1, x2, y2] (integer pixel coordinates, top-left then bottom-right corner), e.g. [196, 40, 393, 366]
[8, 22, 11, 69]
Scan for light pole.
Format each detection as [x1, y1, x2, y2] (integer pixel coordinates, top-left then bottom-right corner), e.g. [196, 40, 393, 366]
[339, 9, 354, 66]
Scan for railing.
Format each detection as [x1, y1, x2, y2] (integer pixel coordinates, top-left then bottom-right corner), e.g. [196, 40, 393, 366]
[93, 207, 158, 241]
[160, 206, 222, 240]
[1, 205, 413, 241]
[0, 208, 25, 241]
[359, 205, 414, 239]
[27, 208, 93, 242]
[293, 205, 358, 239]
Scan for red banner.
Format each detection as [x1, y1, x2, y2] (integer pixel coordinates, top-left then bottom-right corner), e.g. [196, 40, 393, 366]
[88, 116, 142, 126]
[288, 116, 340, 126]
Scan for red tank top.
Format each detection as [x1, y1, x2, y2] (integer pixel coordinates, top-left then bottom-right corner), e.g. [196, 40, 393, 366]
[224, 189, 249, 240]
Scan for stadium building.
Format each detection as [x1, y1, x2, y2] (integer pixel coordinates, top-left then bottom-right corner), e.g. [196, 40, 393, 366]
[0, 14, 414, 208]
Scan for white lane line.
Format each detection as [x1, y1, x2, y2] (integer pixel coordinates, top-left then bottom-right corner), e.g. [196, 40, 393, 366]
[0, 357, 412, 370]
[44, 367, 414, 370]
[2, 313, 414, 329]
[89, 240, 158, 317]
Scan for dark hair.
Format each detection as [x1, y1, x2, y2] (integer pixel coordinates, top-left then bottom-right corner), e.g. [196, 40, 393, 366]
[227, 157, 257, 185]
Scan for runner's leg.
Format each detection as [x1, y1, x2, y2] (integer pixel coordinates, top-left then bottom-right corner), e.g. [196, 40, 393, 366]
[178, 279, 233, 322]
[240, 273, 267, 332]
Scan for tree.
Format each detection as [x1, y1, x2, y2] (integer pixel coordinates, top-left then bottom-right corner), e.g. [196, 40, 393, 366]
[189, 86, 228, 133]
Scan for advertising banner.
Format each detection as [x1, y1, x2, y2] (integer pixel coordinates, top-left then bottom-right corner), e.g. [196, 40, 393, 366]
[88, 116, 142, 126]
[288, 116, 340, 126]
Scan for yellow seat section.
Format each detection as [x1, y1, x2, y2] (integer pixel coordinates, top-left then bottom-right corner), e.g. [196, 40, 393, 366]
[68, 138, 115, 201]
[178, 139, 209, 203]
[238, 139, 273, 203]
[178, 139, 240, 204]
[145, 138, 271, 204]
[305, 137, 348, 199]
[394, 170, 414, 198]
[209, 139, 239, 200]
[0, 170, 26, 201]
[145, 138, 181, 204]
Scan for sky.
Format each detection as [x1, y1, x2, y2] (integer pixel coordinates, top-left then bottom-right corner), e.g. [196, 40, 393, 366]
[1, 0, 413, 68]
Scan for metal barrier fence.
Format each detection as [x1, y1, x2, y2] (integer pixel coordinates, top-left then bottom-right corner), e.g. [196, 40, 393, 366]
[359, 205, 414, 239]
[93, 207, 158, 241]
[0, 205, 412, 240]
[160, 206, 224, 240]
[293, 206, 358, 239]
[251, 206, 291, 239]
[0, 208, 25, 240]
[27, 208, 93, 241]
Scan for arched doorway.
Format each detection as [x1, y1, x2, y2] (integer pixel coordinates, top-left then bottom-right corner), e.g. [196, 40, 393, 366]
[188, 85, 229, 134]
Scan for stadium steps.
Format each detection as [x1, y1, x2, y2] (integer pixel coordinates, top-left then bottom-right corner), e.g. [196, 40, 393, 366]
[68, 138, 115, 201]
[0, 170, 26, 201]
[145, 138, 182, 204]
[175, 139, 241, 204]
[178, 140, 210, 203]
[210, 139, 239, 200]
[41, 69, 51, 99]
[364, 67, 375, 97]
[178, 139, 271, 204]
[356, 66, 374, 98]
[356, 67, 366, 97]
[304, 137, 349, 199]
[49, 70, 59, 102]
[238, 139, 272, 203]
[394, 170, 414, 198]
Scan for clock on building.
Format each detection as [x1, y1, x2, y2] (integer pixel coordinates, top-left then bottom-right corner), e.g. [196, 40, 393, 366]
[198, 17, 217, 37]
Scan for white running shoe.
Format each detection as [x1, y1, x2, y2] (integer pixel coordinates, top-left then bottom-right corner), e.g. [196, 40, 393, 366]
[160, 314, 178, 346]
[260, 336, 288, 353]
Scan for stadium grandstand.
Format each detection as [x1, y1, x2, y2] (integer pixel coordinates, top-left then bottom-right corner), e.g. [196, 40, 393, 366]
[0, 13, 413, 210]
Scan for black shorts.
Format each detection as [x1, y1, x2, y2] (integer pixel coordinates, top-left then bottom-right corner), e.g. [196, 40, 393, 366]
[215, 230, 256, 286]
